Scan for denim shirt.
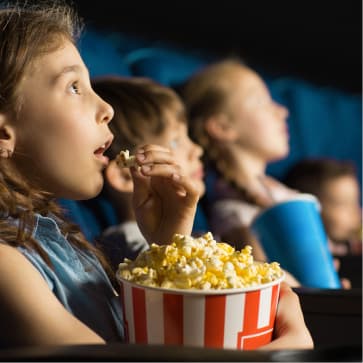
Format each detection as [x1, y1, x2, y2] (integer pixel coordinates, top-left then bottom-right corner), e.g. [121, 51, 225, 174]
[16, 213, 124, 342]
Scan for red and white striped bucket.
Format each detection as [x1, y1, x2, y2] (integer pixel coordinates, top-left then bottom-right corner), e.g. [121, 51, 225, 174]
[118, 275, 283, 350]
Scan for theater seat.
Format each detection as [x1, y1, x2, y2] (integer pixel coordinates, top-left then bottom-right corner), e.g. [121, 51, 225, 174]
[294, 287, 362, 348]
[78, 29, 132, 78]
[124, 47, 212, 86]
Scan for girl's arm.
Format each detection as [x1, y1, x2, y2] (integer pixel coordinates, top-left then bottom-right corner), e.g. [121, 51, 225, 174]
[0, 244, 105, 347]
[130, 144, 200, 245]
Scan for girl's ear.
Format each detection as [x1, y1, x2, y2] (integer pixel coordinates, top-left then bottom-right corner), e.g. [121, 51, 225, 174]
[104, 160, 134, 193]
[0, 113, 16, 156]
[204, 114, 238, 142]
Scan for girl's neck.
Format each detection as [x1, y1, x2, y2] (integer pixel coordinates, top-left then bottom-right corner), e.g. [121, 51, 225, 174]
[221, 146, 267, 187]
[215, 145, 280, 207]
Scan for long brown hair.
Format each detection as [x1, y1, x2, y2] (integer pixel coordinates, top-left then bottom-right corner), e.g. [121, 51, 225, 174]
[0, 1, 114, 281]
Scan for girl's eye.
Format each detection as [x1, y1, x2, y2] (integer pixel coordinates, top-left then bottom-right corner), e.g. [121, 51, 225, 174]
[170, 139, 180, 149]
[69, 82, 81, 95]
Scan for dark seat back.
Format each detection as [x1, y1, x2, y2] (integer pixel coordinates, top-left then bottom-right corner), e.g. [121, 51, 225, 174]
[294, 287, 362, 348]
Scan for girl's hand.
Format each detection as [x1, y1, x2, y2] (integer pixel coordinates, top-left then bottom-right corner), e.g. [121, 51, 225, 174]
[259, 282, 314, 350]
[130, 144, 200, 245]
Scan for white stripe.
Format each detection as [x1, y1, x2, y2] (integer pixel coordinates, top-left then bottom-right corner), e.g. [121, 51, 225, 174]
[257, 286, 272, 328]
[224, 293, 245, 348]
[123, 283, 135, 343]
[183, 295, 205, 347]
[145, 289, 164, 344]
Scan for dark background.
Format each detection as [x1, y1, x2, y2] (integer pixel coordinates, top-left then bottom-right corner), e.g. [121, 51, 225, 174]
[72, 0, 362, 94]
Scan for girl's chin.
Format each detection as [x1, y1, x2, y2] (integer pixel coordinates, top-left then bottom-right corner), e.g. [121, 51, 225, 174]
[195, 181, 206, 197]
[271, 145, 290, 160]
[73, 181, 104, 201]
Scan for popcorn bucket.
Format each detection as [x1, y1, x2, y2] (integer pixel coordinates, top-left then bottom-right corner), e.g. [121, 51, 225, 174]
[118, 274, 284, 350]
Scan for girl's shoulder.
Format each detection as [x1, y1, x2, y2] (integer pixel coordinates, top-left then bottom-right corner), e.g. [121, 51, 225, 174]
[0, 243, 39, 285]
[204, 166, 241, 202]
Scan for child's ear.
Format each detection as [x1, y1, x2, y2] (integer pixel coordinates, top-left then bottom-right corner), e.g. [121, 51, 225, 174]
[0, 113, 16, 156]
[104, 160, 133, 193]
[204, 114, 238, 142]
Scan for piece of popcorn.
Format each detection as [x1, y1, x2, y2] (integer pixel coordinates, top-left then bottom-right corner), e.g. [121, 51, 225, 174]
[116, 149, 137, 168]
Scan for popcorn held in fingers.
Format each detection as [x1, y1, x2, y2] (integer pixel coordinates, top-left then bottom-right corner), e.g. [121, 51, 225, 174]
[116, 149, 137, 168]
[117, 232, 283, 290]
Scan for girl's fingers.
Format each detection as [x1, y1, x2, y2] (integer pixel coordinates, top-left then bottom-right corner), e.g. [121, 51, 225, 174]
[130, 163, 199, 204]
[135, 145, 174, 166]
[171, 173, 200, 204]
[130, 143, 200, 205]
[139, 162, 182, 178]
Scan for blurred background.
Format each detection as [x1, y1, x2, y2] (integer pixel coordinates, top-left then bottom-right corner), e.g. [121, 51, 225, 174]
[71, 0, 362, 183]
[72, 0, 361, 93]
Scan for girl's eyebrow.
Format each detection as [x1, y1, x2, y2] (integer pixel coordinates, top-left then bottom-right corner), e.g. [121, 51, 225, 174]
[57, 64, 80, 77]
[53, 64, 90, 83]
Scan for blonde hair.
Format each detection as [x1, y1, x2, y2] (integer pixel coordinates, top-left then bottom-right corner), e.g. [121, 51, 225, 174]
[182, 58, 262, 205]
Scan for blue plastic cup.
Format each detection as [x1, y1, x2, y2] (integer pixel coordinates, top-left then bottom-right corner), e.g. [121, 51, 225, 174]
[251, 194, 341, 288]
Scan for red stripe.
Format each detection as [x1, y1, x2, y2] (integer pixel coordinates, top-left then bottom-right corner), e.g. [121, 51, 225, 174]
[132, 287, 148, 343]
[119, 282, 129, 342]
[204, 295, 226, 348]
[269, 284, 280, 328]
[243, 330, 273, 350]
[163, 293, 183, 345]
[243, 290, 260, 333]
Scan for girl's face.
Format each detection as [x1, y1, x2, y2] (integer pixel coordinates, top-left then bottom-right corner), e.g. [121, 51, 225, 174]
[148, 115, 205, 197]
[12, 39, 114, 200]
[226, 67, 289, 162]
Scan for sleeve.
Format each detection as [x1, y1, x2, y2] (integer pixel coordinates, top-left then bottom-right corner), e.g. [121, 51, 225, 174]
[210, 199, 260, 238]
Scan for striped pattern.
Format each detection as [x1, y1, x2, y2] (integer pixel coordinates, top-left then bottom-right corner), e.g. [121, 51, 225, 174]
[119, 282, 280, 350]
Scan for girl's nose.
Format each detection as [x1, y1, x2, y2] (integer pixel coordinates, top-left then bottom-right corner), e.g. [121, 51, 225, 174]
[192, 139, 203, 158]
[98, 97, 114, 124]
[275, 102, 289, 119]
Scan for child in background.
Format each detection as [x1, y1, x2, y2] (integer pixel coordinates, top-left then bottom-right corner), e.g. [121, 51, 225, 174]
[283, 158, 362, 256]
[0, 1, 199, 347]
[92, 76, 205, 270]
[181, 58, 298, 262]
[0, 2, 312, 349]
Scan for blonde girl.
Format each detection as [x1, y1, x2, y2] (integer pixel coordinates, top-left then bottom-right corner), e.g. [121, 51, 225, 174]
[182, 59, 297, 262]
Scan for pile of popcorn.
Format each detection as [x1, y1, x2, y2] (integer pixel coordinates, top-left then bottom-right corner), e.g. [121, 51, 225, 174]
[117, 232, 283, 290]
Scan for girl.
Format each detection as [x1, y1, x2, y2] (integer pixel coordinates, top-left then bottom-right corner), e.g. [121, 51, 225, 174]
[181, 59, 300, 262]
[181, 59, 351, 289]
[0, 2, 198, 347]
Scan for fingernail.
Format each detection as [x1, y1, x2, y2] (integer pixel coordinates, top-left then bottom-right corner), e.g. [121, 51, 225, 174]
[172, 173, 181, 182]
[136, 152, 145, 162]
[141, 165, 151, 173]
